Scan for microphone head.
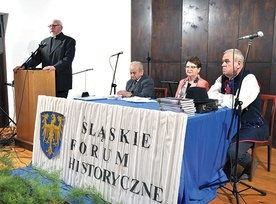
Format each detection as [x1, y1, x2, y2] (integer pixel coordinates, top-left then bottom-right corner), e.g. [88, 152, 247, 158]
[39, 42, 47, 48]
[110, 51, 123, 57]
[257, 31, 264, 38]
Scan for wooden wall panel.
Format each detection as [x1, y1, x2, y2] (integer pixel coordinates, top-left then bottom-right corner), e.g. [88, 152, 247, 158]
[199, 62, 208, 80]
[131, 0, 276, 95]
[237, 0, 275, 95]
[271, 9, 276, 95]
[208, 0, 240, 63]
[246, 63, 271, 94]
[271, 64, 276, 94]
[238, 0, 275, 62]
[131, 0, 151, 64]
[206, 62, 222, 86]
[181, 0, 209, 63]
[151, 0, 182, 62]
[150, 0, 182, 89]
[151, 62, 180, 96]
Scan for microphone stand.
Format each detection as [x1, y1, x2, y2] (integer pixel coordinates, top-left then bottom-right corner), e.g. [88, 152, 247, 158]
[109, 54, 121, 95]
[21, 43, 45, 68]
[199, 40, 266, 203]
[146, 52, 151, 76]
[73, 69, 94, 97]
[0, 106, 16, 127]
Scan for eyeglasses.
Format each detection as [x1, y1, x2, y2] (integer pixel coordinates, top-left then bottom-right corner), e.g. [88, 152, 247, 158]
[185, 66, 197, 69]
[48, 24, 61, 28]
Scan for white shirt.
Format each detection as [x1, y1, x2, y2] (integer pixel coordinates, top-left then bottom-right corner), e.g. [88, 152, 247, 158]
[208, 74, 260, 110]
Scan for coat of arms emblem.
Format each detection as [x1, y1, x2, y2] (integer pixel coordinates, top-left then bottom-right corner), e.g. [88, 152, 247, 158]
[40, 111, 65, 159]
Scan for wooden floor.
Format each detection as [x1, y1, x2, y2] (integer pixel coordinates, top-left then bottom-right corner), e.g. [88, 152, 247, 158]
[0, 144, 32, 169]
[1, 138, 275, 204]
[0, 126, 32, 168]
[211, 147, 276, 204]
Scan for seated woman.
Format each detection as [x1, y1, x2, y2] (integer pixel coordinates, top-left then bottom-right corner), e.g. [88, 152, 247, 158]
[175, 56, 209, 98]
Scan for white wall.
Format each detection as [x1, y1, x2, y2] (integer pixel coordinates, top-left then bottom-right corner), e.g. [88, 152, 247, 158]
[1, 0, 131, 119]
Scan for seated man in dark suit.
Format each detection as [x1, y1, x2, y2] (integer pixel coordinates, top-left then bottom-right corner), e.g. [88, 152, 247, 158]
[117, 61, 155, 98]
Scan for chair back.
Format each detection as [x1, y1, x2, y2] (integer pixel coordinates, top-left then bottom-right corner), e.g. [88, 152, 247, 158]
[248, 94, 276, 181]
[154, 87, 168, 98]
[260, 94, 276, 139]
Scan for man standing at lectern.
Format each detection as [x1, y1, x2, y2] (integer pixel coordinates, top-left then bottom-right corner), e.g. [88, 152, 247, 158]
[14, 19, 76, 98]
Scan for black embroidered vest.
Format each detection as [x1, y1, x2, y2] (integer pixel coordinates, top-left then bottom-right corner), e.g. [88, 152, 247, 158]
[220, 70, 262, 123]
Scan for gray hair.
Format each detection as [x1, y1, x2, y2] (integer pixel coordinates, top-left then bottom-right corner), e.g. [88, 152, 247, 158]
[130, 61, 143, 71]
[52, 19, 63, 27]
[58, 20, 63, 27]
[224, 49, 244, 64]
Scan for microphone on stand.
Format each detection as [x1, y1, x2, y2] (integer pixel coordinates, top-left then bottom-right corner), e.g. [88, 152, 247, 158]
[39, 42, 47, 48]
[72, 68, 94, 75]
[72, 68, 94, 97]
[110, 51, 123, 57]
[238, 31, 264, 40]
[109, 52, 123, 95]
[4, 81, 14, 87]
[21, 42, 47, 68]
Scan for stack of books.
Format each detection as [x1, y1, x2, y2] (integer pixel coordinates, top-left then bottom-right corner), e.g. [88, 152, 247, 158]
[157, 97, 196, 116]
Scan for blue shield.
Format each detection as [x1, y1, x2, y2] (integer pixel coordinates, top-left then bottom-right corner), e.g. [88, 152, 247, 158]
[40, 111, 65, 159]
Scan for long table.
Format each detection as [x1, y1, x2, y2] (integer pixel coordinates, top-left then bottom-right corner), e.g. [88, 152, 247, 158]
[85, 98, 237, 203]
[15, 97, 237, 203]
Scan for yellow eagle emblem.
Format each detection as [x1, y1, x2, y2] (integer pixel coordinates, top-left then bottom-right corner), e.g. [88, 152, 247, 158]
[40, 111, 65, 159]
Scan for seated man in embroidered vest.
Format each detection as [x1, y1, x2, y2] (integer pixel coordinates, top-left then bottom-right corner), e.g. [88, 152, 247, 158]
[208, 48, 269, 180]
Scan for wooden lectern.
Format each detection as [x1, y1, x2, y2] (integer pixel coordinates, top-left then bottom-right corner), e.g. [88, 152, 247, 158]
[14, 70, 55, 150]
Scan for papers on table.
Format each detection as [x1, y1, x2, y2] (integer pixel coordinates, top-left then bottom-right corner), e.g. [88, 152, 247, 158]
[74, 95, 155, 103]
[121, 96, 155, 103]
[74, 96, 108, 101]
[74, 95, 122, 101]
